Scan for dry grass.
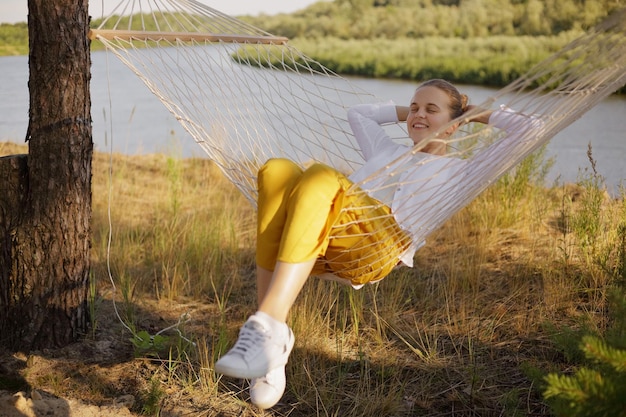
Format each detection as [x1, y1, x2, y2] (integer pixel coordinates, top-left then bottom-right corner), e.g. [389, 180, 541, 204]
[1, 140, 624, 416]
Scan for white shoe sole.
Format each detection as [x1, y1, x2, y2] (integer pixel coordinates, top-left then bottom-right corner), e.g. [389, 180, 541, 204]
[249, 366, 286, 409]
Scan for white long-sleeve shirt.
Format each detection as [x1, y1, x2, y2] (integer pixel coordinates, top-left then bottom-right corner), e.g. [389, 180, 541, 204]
[347, 102, 544, 267]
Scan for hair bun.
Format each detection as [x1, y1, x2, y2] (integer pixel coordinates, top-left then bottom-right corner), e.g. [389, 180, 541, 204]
[460, 94, 469, 112]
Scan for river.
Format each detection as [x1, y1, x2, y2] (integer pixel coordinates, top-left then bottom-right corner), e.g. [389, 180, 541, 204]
[1, 51, 625, 194]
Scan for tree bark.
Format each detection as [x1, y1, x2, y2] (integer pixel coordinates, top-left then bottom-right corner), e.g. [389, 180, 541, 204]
[0, 155, 29, 335]
[0, 0, 93, 350]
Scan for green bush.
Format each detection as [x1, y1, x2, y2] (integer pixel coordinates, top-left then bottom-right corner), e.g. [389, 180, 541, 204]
[544, 169, 626, 416]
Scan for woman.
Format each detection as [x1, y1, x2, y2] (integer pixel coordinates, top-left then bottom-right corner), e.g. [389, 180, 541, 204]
[214, 79, 542, 409]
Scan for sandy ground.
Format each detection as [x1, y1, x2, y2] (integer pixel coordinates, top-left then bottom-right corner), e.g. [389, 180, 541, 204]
[0, 299, 156, 417]
[0, 390, 135, 417]
[0, 297, 228, 417]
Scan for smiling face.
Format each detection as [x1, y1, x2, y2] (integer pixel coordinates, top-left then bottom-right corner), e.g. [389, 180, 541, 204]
[407, 85, 459, 154]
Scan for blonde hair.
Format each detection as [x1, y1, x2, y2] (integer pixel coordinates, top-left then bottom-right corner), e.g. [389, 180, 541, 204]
[419, 79, 468, 119]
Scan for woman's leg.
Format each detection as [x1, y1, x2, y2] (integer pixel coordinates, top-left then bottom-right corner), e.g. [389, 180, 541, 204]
[256, 158, 304, 272]
[257, 259, 317, 322]
[257, 163, 351, 320]
[255, 158, 304, 307]
[216, 162, 349, 380]
[256, 266, 273, 306]
[217, 161, 405, 409]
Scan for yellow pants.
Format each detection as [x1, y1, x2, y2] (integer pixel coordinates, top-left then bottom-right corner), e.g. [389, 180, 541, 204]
[256, 158, 410, 286]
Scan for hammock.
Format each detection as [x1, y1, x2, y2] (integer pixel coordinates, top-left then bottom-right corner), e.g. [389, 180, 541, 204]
[90, 1, 626, 279]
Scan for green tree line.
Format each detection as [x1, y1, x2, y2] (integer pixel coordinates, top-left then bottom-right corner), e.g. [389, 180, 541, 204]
[286, 33, 577, 87]
[0, 22, 28, 55]
[1, 0, 623, 90]
[239, 0, 623, 90]
[240, 0, 620, 39]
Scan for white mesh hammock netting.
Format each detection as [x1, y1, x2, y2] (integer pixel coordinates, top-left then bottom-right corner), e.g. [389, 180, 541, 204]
[90, 1, 626, 279]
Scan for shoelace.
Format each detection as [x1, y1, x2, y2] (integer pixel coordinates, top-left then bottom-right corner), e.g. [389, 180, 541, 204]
[231, 319, 270, 358]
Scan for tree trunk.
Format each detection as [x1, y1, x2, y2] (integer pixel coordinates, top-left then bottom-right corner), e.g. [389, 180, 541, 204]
[0, 0, 93, 350]
[0, 154, 29, 334]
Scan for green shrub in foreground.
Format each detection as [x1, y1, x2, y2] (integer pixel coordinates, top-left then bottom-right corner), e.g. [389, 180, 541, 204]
[545, 331, 626, 416]
[544, 162, 626, 417]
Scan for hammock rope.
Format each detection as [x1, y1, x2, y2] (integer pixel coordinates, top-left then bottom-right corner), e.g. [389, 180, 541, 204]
[91, 1, 626, 278]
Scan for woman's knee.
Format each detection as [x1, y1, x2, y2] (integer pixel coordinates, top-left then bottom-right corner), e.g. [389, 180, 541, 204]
[295, 163, 346, 195]
[259, 158, 302, 182]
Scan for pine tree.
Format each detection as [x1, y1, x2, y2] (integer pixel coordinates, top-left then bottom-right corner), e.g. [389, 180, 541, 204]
[544, 333, 626, 417]
[545, 235, 626, 417]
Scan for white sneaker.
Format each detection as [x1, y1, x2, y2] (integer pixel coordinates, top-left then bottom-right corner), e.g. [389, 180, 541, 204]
[249, 365, 286, 409]
[214, 314, 294, 379]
